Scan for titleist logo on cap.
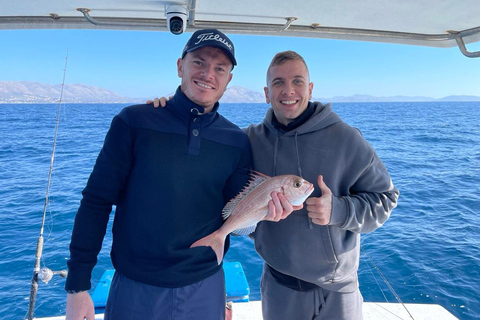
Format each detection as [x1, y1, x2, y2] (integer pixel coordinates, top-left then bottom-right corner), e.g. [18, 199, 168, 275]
[194, 32, 233, 51]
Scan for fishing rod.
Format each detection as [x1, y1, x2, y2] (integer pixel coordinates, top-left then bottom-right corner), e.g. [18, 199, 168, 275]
[26, 50, 69, 320]
[363, 250, 415, 320]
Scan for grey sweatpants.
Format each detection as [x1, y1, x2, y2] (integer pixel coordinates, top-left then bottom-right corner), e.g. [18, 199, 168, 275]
[104, 268, 226, 320]
[261, 265, 363, 320]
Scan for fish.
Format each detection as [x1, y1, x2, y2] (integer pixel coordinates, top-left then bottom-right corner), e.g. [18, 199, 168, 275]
[191, 172, 315, 264]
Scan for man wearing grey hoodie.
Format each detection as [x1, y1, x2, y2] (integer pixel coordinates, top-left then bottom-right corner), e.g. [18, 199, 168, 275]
[245, 50, 399, 320]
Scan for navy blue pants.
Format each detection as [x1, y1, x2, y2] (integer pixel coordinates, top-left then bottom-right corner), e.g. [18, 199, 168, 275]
[104, 269, 226, 320]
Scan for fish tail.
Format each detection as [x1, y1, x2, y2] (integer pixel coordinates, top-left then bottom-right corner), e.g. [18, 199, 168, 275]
[190, 231, 225, 265]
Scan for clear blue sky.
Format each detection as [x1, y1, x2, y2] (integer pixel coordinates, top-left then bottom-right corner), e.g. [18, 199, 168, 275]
[1, 29, 479, 99]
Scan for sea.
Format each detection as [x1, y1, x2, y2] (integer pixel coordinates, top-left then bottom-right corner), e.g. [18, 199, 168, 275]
[0, 101, 479, 320]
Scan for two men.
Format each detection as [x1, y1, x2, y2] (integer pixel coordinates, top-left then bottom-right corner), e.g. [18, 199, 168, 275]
[67, 24, 398, 319]
[153, 50, 399, 319]
[65, 29, 261, 320]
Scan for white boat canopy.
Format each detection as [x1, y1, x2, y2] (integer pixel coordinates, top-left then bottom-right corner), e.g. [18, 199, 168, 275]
[1, 0, 480, 58]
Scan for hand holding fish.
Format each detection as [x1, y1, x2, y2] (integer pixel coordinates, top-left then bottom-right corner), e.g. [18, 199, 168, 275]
[263, 191, 303, 222]
[191, 172, 314, 264]
[306, 175, 333, 225]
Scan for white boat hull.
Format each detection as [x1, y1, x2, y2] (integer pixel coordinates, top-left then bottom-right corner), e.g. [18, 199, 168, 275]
[33, 301, 459, 320]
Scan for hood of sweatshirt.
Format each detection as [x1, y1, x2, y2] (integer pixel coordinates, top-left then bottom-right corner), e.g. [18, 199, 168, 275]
[256, 101, 343, 179]
[262, 101, 342, 138]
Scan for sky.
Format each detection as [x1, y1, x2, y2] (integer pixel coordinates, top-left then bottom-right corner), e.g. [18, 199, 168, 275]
[1, 29, 479, 99]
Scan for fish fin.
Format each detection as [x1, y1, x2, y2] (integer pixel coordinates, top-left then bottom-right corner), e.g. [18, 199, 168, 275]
[232, 224, 257, 236]
[222, 172, 270, 220]
[190, 232, 225, 265]
[249, 170, 271, 179]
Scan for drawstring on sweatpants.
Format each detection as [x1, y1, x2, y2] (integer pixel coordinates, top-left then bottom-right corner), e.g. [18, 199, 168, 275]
[314, 287, 326, 316]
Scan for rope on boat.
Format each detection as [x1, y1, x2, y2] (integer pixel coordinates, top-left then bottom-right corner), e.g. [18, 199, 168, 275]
[26, 49, 69, 320]
[363, 250, 415, 320]
[363, 253, 389, 302]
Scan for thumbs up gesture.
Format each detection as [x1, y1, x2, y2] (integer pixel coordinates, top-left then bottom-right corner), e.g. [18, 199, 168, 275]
[306, 175, 333, 225]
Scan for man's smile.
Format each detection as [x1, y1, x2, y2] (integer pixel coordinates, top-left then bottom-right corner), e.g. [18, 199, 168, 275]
[280, 100, 298, 105]
[195, 80, 214, 90]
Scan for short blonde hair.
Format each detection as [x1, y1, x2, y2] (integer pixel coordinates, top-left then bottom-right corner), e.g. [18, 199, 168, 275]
[267, 51, 310, 84]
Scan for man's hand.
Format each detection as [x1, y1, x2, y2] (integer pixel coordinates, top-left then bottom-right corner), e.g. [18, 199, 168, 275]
[65, 291, 95, 320]
[146, 97, 170, 108]
[262, 192, 303, 222]
[306, 175, 333, 225]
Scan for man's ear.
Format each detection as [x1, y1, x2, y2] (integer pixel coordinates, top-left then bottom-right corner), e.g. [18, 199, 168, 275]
[264, 86, 270, 103]
[308, 82, 314, 100]
[177, 58, 183, 78]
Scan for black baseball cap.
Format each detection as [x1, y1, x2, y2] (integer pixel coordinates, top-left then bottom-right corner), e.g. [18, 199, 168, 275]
[182, 29, 237, 69]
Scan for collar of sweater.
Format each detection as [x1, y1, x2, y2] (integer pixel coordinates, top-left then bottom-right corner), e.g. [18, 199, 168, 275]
[271, 102, 316, 133]
[169, 86, 220, 122]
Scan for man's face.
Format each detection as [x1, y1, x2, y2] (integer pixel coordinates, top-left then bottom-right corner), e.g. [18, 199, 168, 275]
[264, 59, 314, 126]
[178, 46, 233, 112]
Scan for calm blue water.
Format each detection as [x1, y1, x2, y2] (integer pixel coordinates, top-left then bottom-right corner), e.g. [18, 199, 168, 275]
[0, 102, 479, 320]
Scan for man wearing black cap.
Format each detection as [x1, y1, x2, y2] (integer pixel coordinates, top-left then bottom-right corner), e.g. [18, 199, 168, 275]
[64, 29, 253, 320]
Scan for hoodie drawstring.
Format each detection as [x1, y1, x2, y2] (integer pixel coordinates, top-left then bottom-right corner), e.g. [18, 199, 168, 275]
[273, 130, 313, 229]
[273, 135, 279, 176]
[295, 132, 314, 229]
[294, 132, 302, 178]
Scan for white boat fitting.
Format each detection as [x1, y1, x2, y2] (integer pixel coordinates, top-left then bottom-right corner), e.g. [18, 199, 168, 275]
[1, 0, 480, 57]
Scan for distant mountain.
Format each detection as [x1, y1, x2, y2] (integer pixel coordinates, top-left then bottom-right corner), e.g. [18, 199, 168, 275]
[314, 94, 436, 102]
[315, 94, 480, 102]
[0, 81, 138, 103]
[437, 95, 480, 102]
[1, 81, 479, 103]
[220, 86, 265, 103]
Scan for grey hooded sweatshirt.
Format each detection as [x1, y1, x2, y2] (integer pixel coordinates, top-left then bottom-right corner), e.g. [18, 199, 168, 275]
[245, 101, 399, 293]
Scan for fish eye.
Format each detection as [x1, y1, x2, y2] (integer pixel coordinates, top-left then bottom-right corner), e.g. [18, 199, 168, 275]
[294, 180, 302, 188]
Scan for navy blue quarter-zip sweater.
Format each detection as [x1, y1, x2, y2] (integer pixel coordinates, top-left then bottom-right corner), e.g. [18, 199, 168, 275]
[66, 87, 252, 291]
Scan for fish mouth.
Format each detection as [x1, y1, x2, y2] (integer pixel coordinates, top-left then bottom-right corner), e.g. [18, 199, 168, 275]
[290, 184, 315, 206]
[306, 184, 314, 195]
